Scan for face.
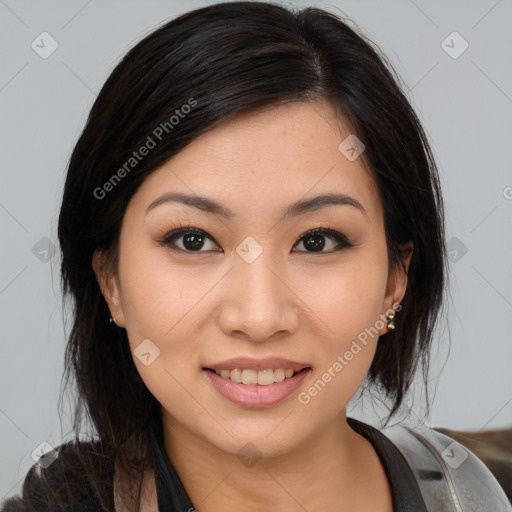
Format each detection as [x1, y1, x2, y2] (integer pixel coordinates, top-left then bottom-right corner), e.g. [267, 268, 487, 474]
[94, 100, 411, 458]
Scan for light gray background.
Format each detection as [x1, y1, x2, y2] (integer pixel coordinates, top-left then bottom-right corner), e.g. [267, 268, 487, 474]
[1, 0, 511, 501]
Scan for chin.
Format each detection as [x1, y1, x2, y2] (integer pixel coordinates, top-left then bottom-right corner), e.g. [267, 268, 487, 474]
[195, 414, 312, 460]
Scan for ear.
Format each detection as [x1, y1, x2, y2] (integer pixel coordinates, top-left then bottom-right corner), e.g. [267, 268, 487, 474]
[92, 249, 126, 327]
[379, 240, 414, 334]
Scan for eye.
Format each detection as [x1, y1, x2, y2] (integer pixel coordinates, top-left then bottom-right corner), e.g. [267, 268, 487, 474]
[292, 227, 355, 253]
[157, 225, 220, 253]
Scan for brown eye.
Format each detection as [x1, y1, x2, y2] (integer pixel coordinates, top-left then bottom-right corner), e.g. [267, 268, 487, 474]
[293, 228, 354, 253]
[159, 228, 220, 253]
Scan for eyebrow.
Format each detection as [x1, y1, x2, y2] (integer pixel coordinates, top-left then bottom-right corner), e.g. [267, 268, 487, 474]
[145, 192, 367, 220]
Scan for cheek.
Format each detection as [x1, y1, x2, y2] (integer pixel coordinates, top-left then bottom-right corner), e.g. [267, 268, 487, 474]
[114, 239, 214, 405]
[117, 236, 204, 340]
[298, 250, 389, 345]
[294, 246, 389, 404]
[115, 238, 205, 415]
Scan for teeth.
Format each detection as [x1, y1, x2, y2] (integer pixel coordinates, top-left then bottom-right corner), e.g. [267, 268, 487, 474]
[230, 368, 242, 383]
[213, 367, 304, 385]
[257, 369, 274, 385]
[274, 368, 285, 382]
[242, 369, 258, 385]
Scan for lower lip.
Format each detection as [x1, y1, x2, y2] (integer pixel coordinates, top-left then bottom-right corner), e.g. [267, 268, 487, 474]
[203, 368, 311, 409]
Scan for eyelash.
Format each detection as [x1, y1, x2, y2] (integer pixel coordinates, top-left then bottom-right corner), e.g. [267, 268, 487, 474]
[157, 222, 355, 254]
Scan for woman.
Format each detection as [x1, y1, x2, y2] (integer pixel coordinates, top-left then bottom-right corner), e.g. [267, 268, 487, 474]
[2, 2, 509, 511]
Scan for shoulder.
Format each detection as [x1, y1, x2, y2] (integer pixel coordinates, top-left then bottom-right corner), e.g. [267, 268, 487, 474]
[381, 421, 512, 511]
[1, 440, 109, 512]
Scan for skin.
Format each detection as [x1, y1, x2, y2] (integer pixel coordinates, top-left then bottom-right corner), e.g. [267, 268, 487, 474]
[94, 99, 413, 511]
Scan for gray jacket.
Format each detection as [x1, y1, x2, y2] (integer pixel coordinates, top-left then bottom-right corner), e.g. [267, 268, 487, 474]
[365, 417, 512, 511]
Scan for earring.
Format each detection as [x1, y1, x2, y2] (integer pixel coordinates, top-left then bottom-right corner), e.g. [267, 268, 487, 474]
[386, 314, 396, 330]
[109, 316, 117, 325]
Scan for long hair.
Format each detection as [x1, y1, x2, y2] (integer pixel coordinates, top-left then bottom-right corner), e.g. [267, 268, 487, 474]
[3, 2, 447, 510]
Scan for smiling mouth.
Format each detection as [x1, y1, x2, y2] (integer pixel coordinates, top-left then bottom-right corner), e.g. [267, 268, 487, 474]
[204, 367, 311, 386]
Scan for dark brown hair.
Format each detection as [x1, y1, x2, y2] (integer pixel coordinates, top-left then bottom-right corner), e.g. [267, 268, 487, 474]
[2, 2, 447, 510]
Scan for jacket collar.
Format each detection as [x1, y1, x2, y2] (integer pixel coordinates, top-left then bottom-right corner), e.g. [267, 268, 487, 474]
[347, 417, 429, 512]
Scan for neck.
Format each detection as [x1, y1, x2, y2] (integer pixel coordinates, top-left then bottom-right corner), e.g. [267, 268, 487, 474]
[161, 412, 387, 511]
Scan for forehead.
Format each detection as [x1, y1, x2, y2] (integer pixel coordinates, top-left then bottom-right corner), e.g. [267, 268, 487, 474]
[129, 100, 383, 225]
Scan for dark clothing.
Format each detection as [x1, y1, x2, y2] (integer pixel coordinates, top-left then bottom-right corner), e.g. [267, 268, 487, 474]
[2, 416, 510, 511]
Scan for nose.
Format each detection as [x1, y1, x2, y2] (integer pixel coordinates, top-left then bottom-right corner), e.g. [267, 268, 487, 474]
[217, 252, 300, 342]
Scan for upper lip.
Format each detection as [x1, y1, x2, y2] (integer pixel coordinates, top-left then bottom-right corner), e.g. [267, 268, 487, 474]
[204, 357, 311, 371]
